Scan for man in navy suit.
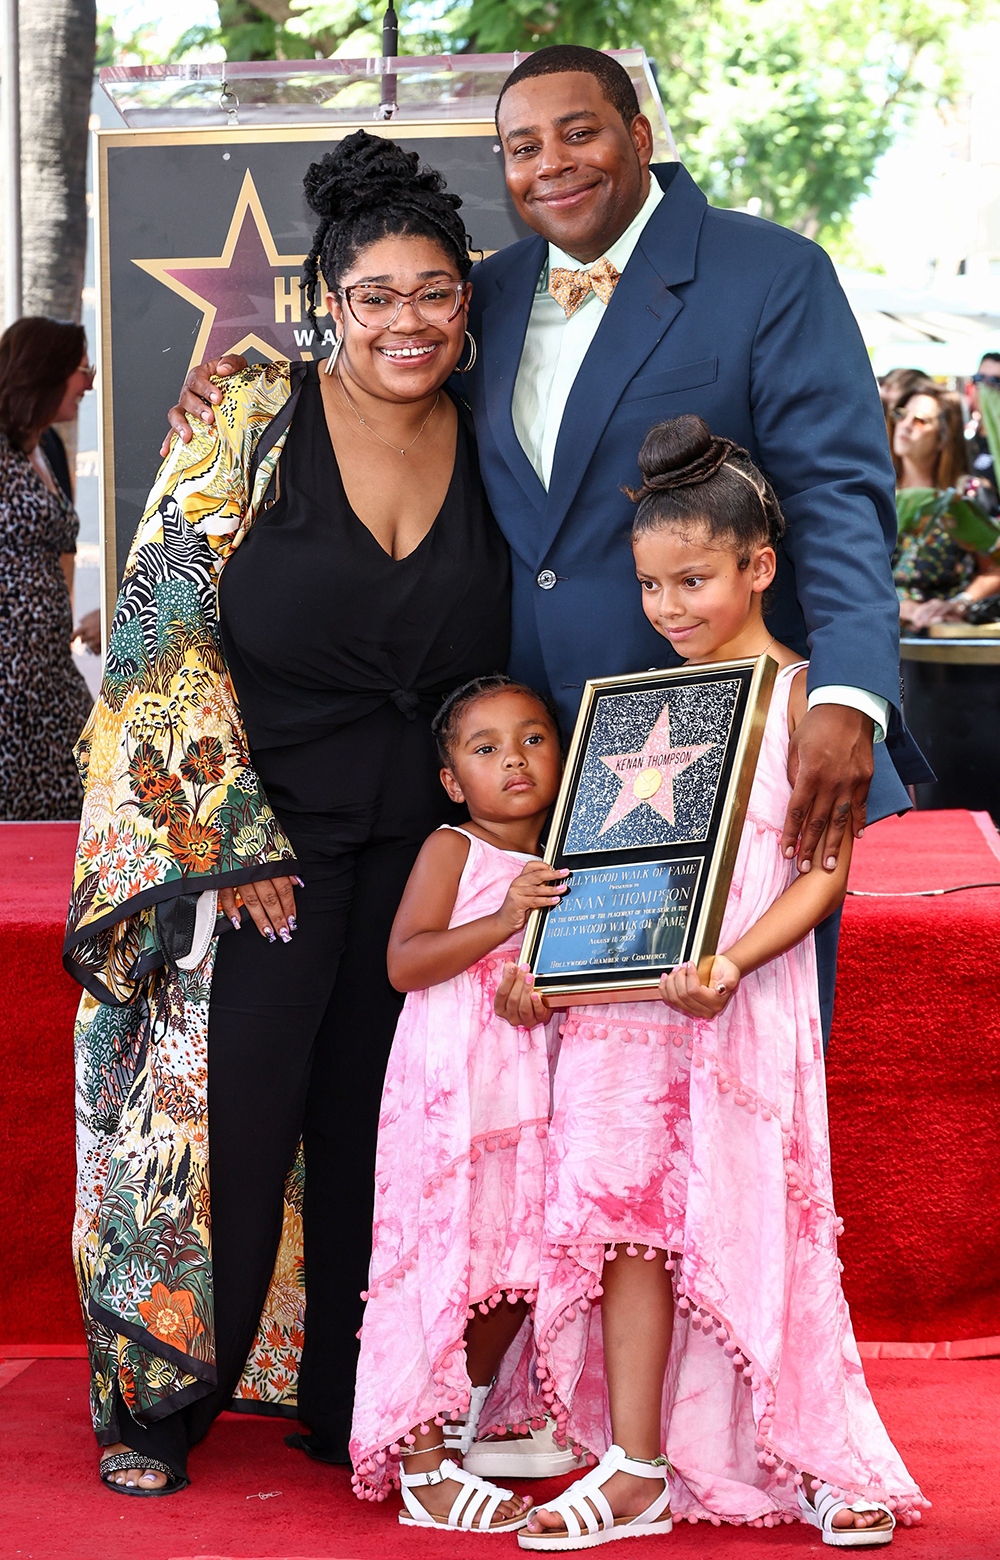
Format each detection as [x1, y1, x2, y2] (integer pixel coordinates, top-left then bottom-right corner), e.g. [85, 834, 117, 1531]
[470, 47, 926, 859]
[170, 45, 927, 1013]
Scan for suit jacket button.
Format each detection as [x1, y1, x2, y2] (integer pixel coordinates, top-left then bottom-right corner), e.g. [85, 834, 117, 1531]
[537, 568, 557, 590]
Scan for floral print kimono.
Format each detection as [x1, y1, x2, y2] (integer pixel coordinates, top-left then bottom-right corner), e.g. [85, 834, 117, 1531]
[68, 363, 316, 1442]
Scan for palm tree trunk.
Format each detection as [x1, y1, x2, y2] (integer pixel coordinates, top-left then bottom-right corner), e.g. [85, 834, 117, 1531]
[18, 0, 95, 320]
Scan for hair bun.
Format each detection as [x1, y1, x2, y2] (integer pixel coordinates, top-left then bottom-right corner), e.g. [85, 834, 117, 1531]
[636, 414, 734, 492]
[302, 129, 462, 225]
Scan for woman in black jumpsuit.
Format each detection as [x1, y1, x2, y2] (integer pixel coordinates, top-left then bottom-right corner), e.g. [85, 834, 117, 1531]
[100, 132, 509, 1487]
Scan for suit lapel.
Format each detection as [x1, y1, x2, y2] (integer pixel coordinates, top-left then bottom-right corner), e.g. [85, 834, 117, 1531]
[480, 235, 549, 528]
[537, 166, 708, 561]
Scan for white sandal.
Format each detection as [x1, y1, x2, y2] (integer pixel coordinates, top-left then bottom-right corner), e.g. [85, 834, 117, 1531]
[443, 1381, 493, 1458]
[517, 1443, 673, 1551]
[399, 1455, 530, 1533]
[798, 1481, 895, 1547]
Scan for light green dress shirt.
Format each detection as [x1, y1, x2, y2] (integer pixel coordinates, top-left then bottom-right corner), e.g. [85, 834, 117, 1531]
[509, 178, 888, 741]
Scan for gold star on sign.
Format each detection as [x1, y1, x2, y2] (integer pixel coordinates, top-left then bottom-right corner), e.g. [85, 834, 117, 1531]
[133, 170, 307, 373]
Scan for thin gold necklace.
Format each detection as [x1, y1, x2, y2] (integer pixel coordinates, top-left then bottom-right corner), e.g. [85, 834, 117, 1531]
[337, 368, 440, 456]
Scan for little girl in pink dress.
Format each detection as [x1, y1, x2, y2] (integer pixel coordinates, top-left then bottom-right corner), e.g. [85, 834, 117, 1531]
[350, 676, 571, 1533]
[502, 416, 926, 1551]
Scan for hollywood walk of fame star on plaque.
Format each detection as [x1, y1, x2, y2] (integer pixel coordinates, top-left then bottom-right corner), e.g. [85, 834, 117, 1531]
[520, 655, 778, 1004]
[598, 703, 714, 835]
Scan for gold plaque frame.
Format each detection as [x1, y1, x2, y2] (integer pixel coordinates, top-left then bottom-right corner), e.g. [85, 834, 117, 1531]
[520, 654, 777, 1005]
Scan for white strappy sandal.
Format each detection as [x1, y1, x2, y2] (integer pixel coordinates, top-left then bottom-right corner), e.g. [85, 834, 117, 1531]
[399, 1456, 530, 1533]
[443, 1381, 493, 1457]
[798, 1481, 895, 1547]
[517, 1444, 673, 1551]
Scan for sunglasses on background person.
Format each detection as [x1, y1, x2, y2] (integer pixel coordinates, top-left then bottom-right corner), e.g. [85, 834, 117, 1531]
[970, 373, 1000, 388]
[891, 406, 938, 429]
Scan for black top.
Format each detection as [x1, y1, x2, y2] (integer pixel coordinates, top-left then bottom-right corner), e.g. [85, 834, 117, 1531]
[219, 364, 510, 750]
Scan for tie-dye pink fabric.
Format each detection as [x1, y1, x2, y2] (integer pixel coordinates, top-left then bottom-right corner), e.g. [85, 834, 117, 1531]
[350, 827, 556, 1499]
[530, 664, 927, 1530]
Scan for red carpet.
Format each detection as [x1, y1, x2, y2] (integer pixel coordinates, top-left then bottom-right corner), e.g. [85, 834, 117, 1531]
[2, 812, 999, 1349]
[0, 1357, 994, 1558]
[826, 810, 1000, 1345]
[0, 823, 83, 1346]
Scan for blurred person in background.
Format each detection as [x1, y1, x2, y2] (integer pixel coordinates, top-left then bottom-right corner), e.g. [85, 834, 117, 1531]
[891, 383, 1000, 630]
[964, 350, 1000, 511]
[0, 316, 95, 818]
[878, 366, 933, 416]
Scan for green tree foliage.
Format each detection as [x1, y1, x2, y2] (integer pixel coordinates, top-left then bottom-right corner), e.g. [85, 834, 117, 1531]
[97, 0, 991, 241]
[448, 0, 989, 244]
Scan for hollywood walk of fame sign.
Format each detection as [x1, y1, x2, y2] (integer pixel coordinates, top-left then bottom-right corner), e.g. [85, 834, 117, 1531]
[94, 120, 531, 611]
[521, 655, 777, 1004]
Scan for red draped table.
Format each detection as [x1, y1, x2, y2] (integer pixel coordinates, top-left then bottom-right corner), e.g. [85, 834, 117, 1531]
[1, 811, 998, 1350]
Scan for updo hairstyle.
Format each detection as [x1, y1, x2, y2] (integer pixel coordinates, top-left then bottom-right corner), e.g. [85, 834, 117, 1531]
[301, 130, 474, 330]
[630, 414, 785, 570]
[432, 674, 559, 766]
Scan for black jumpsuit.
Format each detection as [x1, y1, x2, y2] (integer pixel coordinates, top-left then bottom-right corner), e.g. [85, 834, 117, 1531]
[119, 365, 510, 1473]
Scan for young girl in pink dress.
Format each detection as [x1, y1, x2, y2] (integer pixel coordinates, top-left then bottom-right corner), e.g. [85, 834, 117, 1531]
[350, 676, 573, 1532]
[501, 416, 926, 1551]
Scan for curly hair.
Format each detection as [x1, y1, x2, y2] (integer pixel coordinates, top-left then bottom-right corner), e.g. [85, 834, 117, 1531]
[301, 130, 473, 331]
[431, 674, 560, 767]
[628, 414, 786, 565]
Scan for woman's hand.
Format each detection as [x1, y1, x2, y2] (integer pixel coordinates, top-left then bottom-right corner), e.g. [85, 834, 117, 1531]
[494, 962, 550, 1028]
[658, 954, 741, 1019]
[898, 597, 922, 628]
[907, 596, 964, 630]
[160, 354, 249, 455]
[73, 608, 102, 655]
[218, 874, 299, 944]
[496, 862, 570, 936]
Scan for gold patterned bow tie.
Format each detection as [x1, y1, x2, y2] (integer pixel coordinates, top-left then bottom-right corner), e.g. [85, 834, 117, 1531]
[548, 256, 621, 318]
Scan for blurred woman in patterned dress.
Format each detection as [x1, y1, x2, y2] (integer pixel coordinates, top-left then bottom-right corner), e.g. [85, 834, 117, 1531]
[0, 316, 94, 817]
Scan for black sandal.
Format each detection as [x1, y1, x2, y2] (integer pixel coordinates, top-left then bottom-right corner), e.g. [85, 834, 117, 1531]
[100, 1451, 189, 1496]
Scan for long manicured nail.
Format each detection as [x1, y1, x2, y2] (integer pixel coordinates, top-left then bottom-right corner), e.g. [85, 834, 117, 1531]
[288, 915, 297, 931]
[230, 914, 241, 930]
[278, 927, 292, 944]
[264, 927, 277, 943]
[292, 875, 305, 887]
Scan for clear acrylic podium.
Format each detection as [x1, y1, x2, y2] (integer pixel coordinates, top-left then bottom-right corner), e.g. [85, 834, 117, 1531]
[99, 51, 675, 160]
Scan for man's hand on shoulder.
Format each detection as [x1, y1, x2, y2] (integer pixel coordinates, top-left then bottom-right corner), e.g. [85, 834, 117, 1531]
[160, 354, 249, 457]
[782, 704, 874, 874]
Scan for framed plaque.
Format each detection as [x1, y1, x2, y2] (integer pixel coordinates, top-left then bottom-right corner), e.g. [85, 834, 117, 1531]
[521, 654, 777, 1005]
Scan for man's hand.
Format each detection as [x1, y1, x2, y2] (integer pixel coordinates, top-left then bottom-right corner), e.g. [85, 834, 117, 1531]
[494, 962, 551, 1028]
[160, 354, 249, 456]
[782, 704, 874, 873]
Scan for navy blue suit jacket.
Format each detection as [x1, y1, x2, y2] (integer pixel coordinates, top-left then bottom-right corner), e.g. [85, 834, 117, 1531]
[463, 163, 930, 821]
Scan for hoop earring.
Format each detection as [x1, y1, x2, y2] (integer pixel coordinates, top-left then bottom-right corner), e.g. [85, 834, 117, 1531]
[457, 330, 478, 374]
[323, 333, 343, 375]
